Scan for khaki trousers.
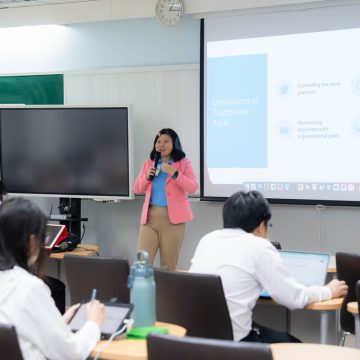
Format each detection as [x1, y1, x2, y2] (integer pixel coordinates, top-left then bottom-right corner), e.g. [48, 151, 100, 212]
[137, 206, 185, 270]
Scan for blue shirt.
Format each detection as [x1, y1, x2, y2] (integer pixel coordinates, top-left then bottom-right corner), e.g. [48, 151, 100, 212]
[150, 159, 172, 207]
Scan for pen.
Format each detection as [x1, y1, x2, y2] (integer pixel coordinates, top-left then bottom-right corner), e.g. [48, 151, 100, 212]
[91, 288, 97, 302]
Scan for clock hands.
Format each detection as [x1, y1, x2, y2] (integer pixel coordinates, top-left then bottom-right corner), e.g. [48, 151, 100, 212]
[169, 1, 181, 11]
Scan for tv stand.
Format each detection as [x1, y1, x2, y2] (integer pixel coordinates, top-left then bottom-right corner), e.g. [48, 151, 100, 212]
[55, 198, 88, 239]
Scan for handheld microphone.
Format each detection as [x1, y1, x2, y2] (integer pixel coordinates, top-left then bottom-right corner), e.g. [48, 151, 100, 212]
[149, 151, 161, 181]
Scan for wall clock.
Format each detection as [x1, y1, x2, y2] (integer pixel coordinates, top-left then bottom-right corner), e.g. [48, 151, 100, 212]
[155, 0, 184, 27]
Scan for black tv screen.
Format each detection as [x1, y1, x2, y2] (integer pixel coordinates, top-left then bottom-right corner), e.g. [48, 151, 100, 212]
[0, 106, 132, 199]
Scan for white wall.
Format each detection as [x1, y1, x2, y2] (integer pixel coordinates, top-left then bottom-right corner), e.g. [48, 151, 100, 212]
[0, 16, 199, 73]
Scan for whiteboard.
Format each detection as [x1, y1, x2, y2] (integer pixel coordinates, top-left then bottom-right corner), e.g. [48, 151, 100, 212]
[64, 64, 200, 195]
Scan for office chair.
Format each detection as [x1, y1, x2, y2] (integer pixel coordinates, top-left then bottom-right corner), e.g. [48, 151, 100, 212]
[336, 252, 360, 345]
[154, 268, 233, 340]
[0, 324, 24, 360]
[356, 280, 360, 339]
[64, 255, 130, 304]
[147, 333, 273, 360]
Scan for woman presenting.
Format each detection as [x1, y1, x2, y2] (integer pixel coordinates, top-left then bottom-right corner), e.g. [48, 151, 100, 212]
[133, 128, 198, 270]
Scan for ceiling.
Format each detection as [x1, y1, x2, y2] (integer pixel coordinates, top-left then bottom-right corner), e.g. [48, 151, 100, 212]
[0, 0, 91, 7]
[0, 0, 354, 28]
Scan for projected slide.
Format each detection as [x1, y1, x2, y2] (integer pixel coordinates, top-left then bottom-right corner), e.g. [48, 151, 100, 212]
[207, 54, 267, 169]
[204, 26, 360, 202]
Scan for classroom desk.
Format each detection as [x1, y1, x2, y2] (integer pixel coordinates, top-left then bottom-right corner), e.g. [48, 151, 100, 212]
[305, 297, 343, 344]
[90, 322, 186, 360]
[91, 335, 359, 360]
[258, 297, 343, 344]
[270, 343, 360, 360]
[48, 244, 99, 278]
[49, 243, 99, 260]
[347, 302, 360, 348]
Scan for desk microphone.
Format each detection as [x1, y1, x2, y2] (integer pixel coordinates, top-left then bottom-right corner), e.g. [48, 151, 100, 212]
[149, 151, 161, 181]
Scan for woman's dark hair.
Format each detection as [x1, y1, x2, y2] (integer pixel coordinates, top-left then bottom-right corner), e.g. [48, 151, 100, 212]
[222, 191, 272, 233]
[0, 198, 47, 273]
[150, 128, 186, 162]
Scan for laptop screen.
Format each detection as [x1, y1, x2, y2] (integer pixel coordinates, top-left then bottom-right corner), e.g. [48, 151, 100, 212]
[44, 224, 67, 250]
[260, 250, 330, 298]
[280, 251, 330, 286]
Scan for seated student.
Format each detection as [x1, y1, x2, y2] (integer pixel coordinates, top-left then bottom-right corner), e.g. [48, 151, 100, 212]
[189, 190, 348, 343]
[0, 198, 105, 360]
[0, 180, 66, 314]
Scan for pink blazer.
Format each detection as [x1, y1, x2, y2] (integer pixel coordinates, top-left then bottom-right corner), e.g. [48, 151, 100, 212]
[133, 158, 198, 225]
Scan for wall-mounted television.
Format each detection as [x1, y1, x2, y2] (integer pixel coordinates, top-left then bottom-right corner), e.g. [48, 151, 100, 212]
[0, 106, 133, 200]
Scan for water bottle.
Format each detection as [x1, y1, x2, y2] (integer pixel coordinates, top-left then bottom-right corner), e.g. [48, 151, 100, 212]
[127, 251, 156, 327]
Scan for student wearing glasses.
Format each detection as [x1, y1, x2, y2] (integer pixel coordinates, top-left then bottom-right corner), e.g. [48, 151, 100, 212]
[190, 190, 348, 343]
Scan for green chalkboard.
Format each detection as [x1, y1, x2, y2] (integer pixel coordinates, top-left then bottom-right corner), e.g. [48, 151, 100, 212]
[0, 74, 64, 105]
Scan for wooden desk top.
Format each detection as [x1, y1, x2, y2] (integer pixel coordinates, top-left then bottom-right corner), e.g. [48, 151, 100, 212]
[92, 333, 359, 360]
[270, 343, 360, 360]
[348, 301, 359, 315]
[49, 244, 99, 260]
[305, 297, 343, 311]
[258, 297, 343, 311]
[91, 322, 186, 360]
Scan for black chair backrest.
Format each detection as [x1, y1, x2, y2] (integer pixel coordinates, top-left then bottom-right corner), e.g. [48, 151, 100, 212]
[64, 255, 130, 304]
[336, 252, 360, 334]
[0, 324, 24, 360]
[154, 269, 233, 340]
[356, 280, 360, 324]
[147, 333, 273, 360]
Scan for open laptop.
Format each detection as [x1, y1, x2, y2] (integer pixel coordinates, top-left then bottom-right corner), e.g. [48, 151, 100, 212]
[260, 250, 330, 298]
[44, 224, 68, 250]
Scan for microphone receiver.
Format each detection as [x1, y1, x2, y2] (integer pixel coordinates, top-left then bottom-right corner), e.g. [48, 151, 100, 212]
[149, 152, 161, 181]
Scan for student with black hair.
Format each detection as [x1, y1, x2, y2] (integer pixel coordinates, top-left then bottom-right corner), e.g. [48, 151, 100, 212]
[0, 180, 66, 314]
[0, 198, 105, 360]
[134, 128, 198, 270]
[190, 190, 348, 343]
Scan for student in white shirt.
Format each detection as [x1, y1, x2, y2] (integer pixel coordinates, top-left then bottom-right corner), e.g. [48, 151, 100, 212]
[0, 180, 66, 314]
[0, 198, 105, 360]
[190, 190, 348, 343]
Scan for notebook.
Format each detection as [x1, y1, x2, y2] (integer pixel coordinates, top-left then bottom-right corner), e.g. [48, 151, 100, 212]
[44, 224, 68, 250]
[260, 250, 330, 298]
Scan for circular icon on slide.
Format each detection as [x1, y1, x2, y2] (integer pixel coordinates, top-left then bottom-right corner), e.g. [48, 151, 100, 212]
[351, 76, 360, 96]
[277, 119, 292, 139]
[351, 118, 360, 137]
[276, 80, 293, 100]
